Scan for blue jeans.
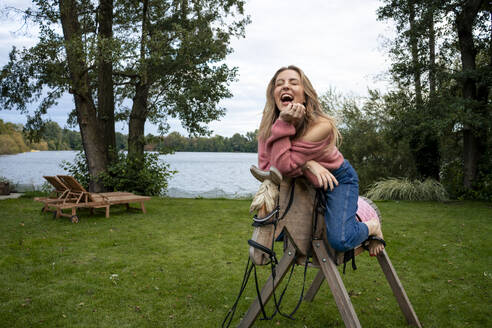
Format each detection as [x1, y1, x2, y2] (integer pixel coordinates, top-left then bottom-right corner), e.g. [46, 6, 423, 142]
[324, 160, 368, 251]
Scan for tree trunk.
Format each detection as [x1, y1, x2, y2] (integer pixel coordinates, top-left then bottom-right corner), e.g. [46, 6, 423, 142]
[97, 0, 116, 164]
[128, 83, 149, 162]
[408, 0, 423, 108]
[408, 1, 440, 180]
[59, 0, 107, 192]
[422, 6, 440, 181]
[428, 9, 436, 100]
[455, 0, 485, 189]
[128, 0, 149, 165]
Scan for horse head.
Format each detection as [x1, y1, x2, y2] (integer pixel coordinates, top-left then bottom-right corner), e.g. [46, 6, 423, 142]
[248, 165, 282, 265]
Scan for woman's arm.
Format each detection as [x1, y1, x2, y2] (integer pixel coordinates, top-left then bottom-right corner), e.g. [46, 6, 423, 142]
[268, 117, 334, 173]
[265, 120, 311, 175]
[302, 160, 339, 190]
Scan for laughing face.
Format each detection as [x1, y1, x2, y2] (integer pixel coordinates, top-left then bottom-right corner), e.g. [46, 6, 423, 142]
[273, 69, 306, 112]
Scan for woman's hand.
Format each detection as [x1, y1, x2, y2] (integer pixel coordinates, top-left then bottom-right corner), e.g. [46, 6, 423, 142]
[303, 160, 338, 191]
[279, 103, 305, 124]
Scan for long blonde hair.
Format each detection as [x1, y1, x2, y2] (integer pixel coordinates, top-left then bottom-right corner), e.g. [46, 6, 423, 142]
[258, 65, 340, 146]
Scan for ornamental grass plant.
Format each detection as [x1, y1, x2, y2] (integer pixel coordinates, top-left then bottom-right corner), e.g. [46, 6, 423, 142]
[366, 178, 448, 201]
[0, 197, 490, 327]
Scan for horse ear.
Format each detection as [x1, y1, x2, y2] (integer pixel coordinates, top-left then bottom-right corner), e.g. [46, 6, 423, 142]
[269, 167, 282, 185]
[250, 165, 282, 185]
[250, 165, 269, 182]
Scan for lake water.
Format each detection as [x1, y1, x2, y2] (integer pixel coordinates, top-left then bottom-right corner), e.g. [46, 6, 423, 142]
[0, 151, 261, 198]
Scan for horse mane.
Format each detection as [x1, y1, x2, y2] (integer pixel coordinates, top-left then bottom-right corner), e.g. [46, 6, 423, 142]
[250, 179, 278, 213]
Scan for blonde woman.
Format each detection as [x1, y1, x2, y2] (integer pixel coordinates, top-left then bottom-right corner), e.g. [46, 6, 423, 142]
[258, 65, 384, 256]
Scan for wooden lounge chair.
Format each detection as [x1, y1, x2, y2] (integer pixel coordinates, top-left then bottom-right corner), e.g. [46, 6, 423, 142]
[44, 176, 70, 199]
[35, 175, 151, 223]
[34, 176, 73, 212]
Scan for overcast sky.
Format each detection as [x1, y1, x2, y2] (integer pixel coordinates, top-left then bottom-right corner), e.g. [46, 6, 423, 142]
[0, 0, 393, 137]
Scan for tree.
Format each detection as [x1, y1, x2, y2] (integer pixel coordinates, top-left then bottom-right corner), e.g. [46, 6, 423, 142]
[0, 119, 29, 154]
[0, 0, 116, 191]
[113, 0, 249, 167]
[377, 0, 491, 195]
[378, 0, 441, 181]
[0, 0, 249, 192]
[320, 89, 417, 192]
[453, 0, 491, 189]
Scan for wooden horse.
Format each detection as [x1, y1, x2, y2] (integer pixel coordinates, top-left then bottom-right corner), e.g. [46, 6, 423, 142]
[240, 165, 422, 328]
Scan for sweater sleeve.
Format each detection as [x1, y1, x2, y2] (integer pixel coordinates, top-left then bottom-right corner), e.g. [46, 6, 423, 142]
[264, 120, 309, 176]
[257, 139, 270, 171]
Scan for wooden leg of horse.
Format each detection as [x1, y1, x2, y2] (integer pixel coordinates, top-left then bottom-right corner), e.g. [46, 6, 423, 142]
[237, 241, 297, 328]
[312, 240, 362, 328]
[303, 269, 325, 302]
[377, 249, 422, 327]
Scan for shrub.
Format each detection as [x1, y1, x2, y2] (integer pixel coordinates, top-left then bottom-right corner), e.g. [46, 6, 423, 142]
[366, 178, 448, 201]
[61, 152, 90, 189]
[440, 158, 492, 201]
[61, 151, 175, 196]
[99, 152, 176, 196]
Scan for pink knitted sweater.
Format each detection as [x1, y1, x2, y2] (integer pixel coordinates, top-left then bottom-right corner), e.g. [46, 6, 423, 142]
[258, 119, 344, 188]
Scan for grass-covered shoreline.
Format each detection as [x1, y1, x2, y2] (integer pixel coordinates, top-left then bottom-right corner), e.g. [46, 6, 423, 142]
[0, 197, 490, 327]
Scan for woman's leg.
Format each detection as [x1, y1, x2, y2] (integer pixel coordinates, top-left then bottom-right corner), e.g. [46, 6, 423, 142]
[324, 160, 369, 252]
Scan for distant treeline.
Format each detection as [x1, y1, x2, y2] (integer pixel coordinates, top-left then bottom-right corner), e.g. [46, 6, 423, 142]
[0, 119, 126, 155]
[145, 131, 258, 153]
[0, 119, 258, 154]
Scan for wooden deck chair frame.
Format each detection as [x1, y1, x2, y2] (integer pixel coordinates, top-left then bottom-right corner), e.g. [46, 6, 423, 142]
[35, 176, 72, 212]
[35, 175, 151, 223]
[44, 176, 69, 199]
[57, 175, 91, 204]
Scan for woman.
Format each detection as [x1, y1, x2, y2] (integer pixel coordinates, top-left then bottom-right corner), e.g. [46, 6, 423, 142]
[257, 65, 384, 256]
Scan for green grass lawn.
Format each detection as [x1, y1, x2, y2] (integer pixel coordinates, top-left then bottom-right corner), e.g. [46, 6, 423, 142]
[0, 197, 490, 327]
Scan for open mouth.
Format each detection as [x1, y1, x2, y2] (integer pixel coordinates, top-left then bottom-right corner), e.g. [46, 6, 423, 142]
[280, 94, 293, 105]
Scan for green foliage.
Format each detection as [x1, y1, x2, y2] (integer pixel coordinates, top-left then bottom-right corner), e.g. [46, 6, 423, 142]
[441, 157, 492, 202]
[366, 178, 448, 201]
[0, 119, 126, 154]
[376, 0, 492, 198]
[61, 151, 175, 196]
[320, 89, 417, 193]
[0, 119, 29, 154]
[113, 0, 250, 136]
[99, 152, 175, 196]
[60, 152, 91, 190]
[146, 130, 258, 153]
[1, 0, 249, 190]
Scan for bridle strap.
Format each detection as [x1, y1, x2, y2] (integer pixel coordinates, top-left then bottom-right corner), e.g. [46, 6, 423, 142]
[252, 206, 280, 226]
[248, 239, 277, 262]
